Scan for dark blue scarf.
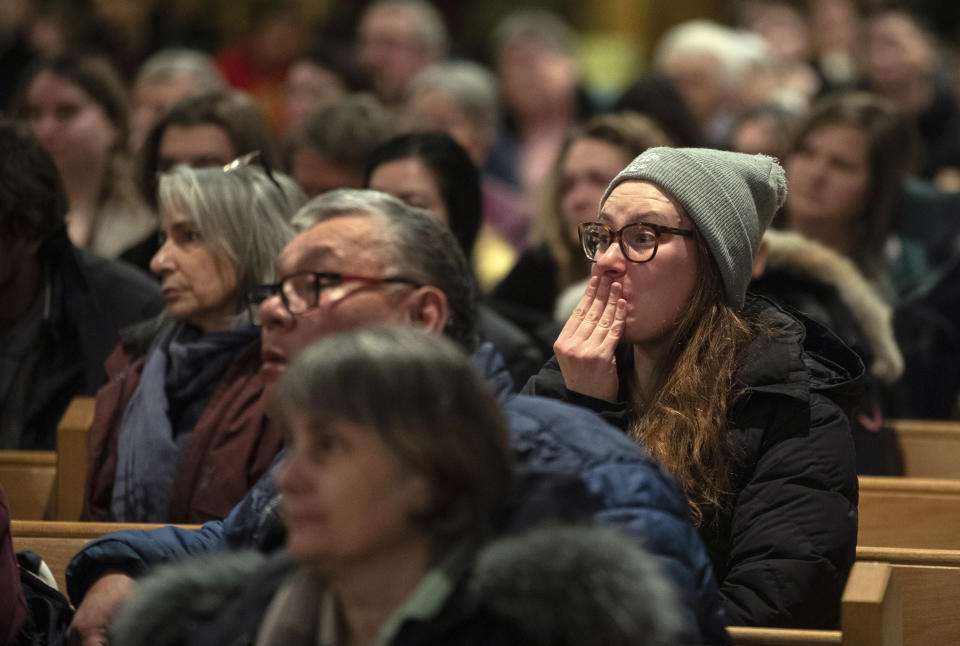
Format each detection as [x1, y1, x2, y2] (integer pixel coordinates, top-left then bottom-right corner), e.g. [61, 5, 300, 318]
[110, 319, 259, 522]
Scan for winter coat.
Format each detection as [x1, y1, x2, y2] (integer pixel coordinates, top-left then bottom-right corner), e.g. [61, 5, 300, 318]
[83, 319, 283, 524]
[523, 296, 860, 629]
[108, 475, 686, 646]
[67, 344, 730, 645]
[752, 229, 903, 474]
[1, 241, 163, 450]
[0, 489, 27, 643]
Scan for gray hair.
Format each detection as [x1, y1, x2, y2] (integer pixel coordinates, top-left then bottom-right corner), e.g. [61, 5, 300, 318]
[654, 20, 768, 89]
[363, 0, 449, 54]
[158, 165, 306, 304]
[407, 60, 499, 137]
[292, 189, 477, 350]
[135, 48, 226, 92]
[491, 9, 577, 57]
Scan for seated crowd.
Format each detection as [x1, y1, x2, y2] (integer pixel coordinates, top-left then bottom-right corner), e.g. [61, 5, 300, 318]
[2, 0, 960, 644]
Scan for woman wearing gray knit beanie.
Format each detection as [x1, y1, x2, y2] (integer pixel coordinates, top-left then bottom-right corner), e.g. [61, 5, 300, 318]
[524, 147, 860, 630]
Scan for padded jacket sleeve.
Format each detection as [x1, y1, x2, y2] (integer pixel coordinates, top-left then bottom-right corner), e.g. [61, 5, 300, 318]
[719, 391, 858, 627]
[66, 452, 284, 605]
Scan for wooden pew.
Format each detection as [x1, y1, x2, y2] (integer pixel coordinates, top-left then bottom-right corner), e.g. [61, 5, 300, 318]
[55, 397, 95, 521]
[11, 520, 201, 594]
[886, 419, 960, 478]
[730, 559, 960, 646]
[0, 450, 56, 520]
[859, 476, 960, 550]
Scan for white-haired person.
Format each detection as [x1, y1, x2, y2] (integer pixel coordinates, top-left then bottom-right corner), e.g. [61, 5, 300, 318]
[83, 158, 306, 524]
[109, 325, 686, 646]
[525, 147, 859, 628]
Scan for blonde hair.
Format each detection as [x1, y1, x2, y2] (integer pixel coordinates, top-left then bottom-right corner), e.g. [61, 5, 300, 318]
[536, 112, 672, 289]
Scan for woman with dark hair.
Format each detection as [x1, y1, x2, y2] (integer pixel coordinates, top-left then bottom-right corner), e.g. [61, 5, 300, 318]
[365, 131, 544, 388]
[525, 147, 859, 628]
[781, 91, 928, 299]
[109, 325, 686, 646]
[84, 162, 306, 523]
[15, 54, 154, 259]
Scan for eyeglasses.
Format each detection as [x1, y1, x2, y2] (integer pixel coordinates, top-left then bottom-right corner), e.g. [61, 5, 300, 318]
[223, 151, 283, 194]
[246, 271, 422, 322]
[578, 221, 694, 263]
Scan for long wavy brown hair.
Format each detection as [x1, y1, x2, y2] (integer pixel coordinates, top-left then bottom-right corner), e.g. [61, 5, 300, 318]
[625, 236, 765, 525]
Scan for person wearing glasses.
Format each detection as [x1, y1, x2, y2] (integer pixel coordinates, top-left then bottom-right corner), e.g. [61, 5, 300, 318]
[66, 190, 729, 646]
[524, 147, 860, 629]
[83, 160, 306, 524]
[108, 325, 687, 646]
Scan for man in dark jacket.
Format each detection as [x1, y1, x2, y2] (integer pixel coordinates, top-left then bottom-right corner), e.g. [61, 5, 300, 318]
[0, 121, 162, 450]
[66, 190, 729, 645]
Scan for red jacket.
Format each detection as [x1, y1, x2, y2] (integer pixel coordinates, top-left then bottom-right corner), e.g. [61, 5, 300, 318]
[0, 489, 27, 642]
[83, 338, 282, 523]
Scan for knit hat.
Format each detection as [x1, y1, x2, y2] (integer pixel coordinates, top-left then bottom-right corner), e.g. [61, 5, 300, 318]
[599, 147, 787, 310]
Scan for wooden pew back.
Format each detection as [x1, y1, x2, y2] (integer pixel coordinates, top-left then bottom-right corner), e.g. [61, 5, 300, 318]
[859, 476, 960, 550]
[0, 451, 56, 520]
[887, 419, 960, 478]
[55, 397, 94, 521]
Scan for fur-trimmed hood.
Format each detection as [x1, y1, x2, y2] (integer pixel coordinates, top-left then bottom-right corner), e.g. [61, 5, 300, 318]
[110, 526, 690, 646]
[760, 229, 903, 384]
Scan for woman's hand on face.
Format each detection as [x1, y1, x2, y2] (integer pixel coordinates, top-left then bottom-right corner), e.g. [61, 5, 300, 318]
[553, 274, 627, 403]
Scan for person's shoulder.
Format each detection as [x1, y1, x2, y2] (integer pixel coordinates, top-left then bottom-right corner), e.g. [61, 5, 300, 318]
[72, 249, 160, 295]
[504, 393, 639, 455]
[470, 525, 688, 646]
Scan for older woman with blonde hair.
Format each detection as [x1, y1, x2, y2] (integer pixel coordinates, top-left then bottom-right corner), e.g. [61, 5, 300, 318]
[84, 159, 306, 523]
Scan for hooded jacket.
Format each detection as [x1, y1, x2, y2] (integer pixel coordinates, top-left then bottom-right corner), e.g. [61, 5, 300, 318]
[523, 296, 860, 629]
[1, 241, 163, 450]
[109, 524, 686, 646]
[67, 345, 730, 645]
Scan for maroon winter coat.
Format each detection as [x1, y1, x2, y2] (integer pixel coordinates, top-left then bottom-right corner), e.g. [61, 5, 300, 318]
[83, 339, 282, 524]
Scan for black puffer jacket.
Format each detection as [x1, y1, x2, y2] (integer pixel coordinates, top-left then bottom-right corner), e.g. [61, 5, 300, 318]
[523, 296, 860, 628]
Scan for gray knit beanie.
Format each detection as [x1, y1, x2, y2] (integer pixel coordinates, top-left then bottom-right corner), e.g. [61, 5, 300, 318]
[599, 147, 787, 310]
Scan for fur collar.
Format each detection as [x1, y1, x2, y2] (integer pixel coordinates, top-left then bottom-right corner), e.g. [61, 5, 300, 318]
[762, 230, 903, 383]
[110, 526, 688, 646]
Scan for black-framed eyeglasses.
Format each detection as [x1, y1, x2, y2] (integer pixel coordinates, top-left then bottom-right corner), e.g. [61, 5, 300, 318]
[246, 271, 423, 321]
[578, 221, 695, 263]
[223, 151, 284, 194]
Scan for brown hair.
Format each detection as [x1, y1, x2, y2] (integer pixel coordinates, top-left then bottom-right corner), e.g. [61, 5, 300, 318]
[625, 236, 763, 524]
[14, 54, 142, 211]
[785, 91, 917, 279]
[275, 324, 512, 549]
[536, 111, 673, 288]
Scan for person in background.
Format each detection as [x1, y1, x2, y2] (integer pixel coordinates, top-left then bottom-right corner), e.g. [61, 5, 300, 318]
[0, 120, 162, 451]
[283, 43, 370, 133]
[83, 161, 305, 524]
[14, 54, 154, 260]
[405, 59, 528, 254]
[284, 92, 394, 198]
[864, 7, 960, 184]
[108, 325, 687, 646]
[780, 91, 929, 300]
[492, 112, 671, 350]
[365, 131, 544, 387]
[215, 1, 305, 133]
[66, 190, 729, 646]
[128, 48, 226, 154]
[488, 9, 593, 207]
[126, 90, 281, 272]
[355, 0, 447, 107]
[524, 147, 858, 628]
